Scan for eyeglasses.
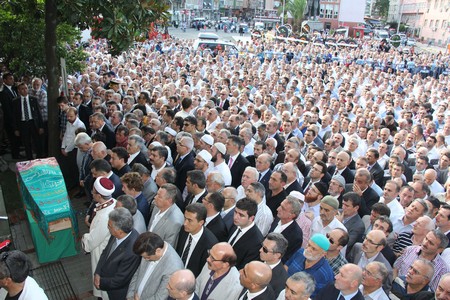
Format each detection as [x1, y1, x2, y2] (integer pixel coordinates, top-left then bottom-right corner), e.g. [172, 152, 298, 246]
[207, 250, 224, 262]
[363, 268, 381, 280]
[260, 244, 276, 254]
[325, 233, 335, 244]
[364, 237, 382, 246]
[408, 266, 429, 279]
[183, 123, 191, 127]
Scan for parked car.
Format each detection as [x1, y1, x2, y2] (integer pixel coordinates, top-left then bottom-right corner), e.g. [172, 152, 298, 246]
[407, 38, 416, 46]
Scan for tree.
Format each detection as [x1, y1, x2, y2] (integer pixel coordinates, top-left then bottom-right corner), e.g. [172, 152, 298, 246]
[374, 0, 390, 19]
[279, 0, 307, 32]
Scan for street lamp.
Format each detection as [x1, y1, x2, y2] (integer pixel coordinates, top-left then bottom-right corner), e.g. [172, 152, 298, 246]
[281, 0, 285, 25]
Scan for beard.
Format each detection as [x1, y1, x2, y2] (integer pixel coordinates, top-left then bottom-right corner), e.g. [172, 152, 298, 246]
[303, 249, 322, 261]
[211, 153, 218, 163]
[304, 194, 318, 203]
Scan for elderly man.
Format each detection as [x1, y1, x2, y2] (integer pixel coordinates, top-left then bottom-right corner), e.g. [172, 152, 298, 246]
[348, 229, 393, 293]
[236, 166, 259, 200]
[353, 168, 378, 216]
[82, 177, 116, 299]
[276, 272, 316, 300]
[392, 258, 435, 299]
[127, 134, 148, 168]
[167, 269, 198, 300]
[359, 261, 390, 299]
[392, 198, 428, 236]
[245, 182, 273, 236]
[282, 162, 303, 194]
[255, 153, 273, 192]
[315, 263, 364, 299]
[116, 195, 146, 234]
[260, 233, 289, 297]
[394, 229, 449, 291]
[238, 261, 275, 300]
[285, 234, 334, 298]
[424, 168, 445, 196]
[330, 151, 355, 184]
[90, 112, 115, 148]
[435, 273, 450, 300]
[94, 208, 140, 300]
[174, 136, 195, 193]
[148, 183, 184, 247]
[270, 195, 304, 263]
[195, 242, 242, 300]
[379, 180, 405, 223]
[206, 171, 225, 193]
[126, 232, 184, 300]
[311, 196, 347, 236]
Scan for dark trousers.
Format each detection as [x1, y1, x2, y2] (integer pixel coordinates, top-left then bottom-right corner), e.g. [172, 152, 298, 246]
[19, 120, 43, 160]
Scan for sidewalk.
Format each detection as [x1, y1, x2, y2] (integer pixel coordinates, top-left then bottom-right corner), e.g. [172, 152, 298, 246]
[0, 153, 95, 300]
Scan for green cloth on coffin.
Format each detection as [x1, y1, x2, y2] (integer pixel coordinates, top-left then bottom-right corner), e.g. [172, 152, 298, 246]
[16, 158, 79, 262]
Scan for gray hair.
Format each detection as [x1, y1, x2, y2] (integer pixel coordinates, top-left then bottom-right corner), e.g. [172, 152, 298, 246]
[116, 194, 138, 215]
[414, 258, 435, 280]
[181, 136, 194, 151]
[431, 229, 450, 249]
[284, 196, 301, 218]
[266, 232, 288, 256]
[248, 182, 266, 198]
[289, 272, 316, 297]
[109, 207, 134, 233]
[368, 261, 388, 282]
[412, 198, 429, 216]
[244, 166, 259, 181]
[208, 171, 225, 187]
[129, 134, 147, 156]
[75, 132, 92, 146]
[131, 163, 151, 176]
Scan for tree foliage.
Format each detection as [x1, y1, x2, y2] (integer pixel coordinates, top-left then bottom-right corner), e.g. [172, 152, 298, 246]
[374, 0, 390, 19]
[57, 0, 170, 55]
[0, 0, 87, 76]
[278, 0, 307, 32]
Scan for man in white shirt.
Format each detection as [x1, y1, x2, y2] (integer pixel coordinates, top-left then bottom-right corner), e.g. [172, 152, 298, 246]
[424, 169, 445, 196]
[245, 182, 273, 236]
[276, 272, 316, 300]
[311, 196, 347, 236]
[379, 180, 405, 223]
[210, 142, 232, 186]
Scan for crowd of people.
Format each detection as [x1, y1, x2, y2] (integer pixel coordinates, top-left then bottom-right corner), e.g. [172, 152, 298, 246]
[2, 32, 450, 300]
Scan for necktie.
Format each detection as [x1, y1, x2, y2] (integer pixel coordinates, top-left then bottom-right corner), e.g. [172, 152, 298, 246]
[338, 294, 345, 300]
[334, 168, 339, 175]
[181, 235, 193, 265]
[228, 156, 234, 168]
[229, 228, 242, 245]
[23, 97, 30, 121]
[304, 182, 311, 194]
[258, 173, 262, 181]
[185, 193, 194, 205]
[242, 291, 248, 300]
[107, 240, 119, 258]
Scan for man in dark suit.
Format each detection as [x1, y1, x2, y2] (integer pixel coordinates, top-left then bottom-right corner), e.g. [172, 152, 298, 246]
[282, 162, 303, 194]
[267, 119, 285, 153]
[72, 92, 92, 135]
[204, 192, 228, 242]
[0, 73, 21, 158]
[12, 82, 44, 159]
[174, 136, 195, 193]
[221, 187, 237, 232]
[340, 192, 365, 255]
[315, 264, 365, 300]
[182, 170, 207, 212]
[238, 261, 276, 300]
[217, 89, 230, 110]
[175, 203, 218, 277]
[94, 208, 140, 300]
[329, 151, 355, 184]
[354, 168, 379, 217]
[228, 197, 264, 270]
[126, 135, 149, 168]
[259, 233, 289, 297]
[269, 196, 303, 263]
[167, 269, 199, 300]
[91, 112, 115, 149]
[366, 149, 384, 187]
[226, 135, 250, 188]
[255, 153, 273, 192]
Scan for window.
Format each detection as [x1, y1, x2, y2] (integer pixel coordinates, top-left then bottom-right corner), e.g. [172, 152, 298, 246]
[424, 19, 428, 27]
[430, 19, 434, 28]
[435, 20, 440, 28]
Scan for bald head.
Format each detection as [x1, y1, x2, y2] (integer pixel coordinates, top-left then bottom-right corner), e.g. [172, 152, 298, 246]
[424, 169, 437, 185]
[92, 141, 107, 159]
[335, 263, 363, 294]
[167, 269, 196, 298]
[240, 261, 272, 291]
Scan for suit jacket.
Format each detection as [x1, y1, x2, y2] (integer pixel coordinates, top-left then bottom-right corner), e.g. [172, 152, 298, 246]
[136, 193, 150, 226]
[174, 151, 195, 193]
[369, 162, 384, 187]
[127, 243, 184, 300]
[258, 169, 272, 192]
[402, 161, 413, 182]
[196, 263, 242, 300]
[181, 190, 208, 212]
[129, 151, 149, 169]
[348, 243, 393, 293]
[142, 176, 158, 205]
[229, 224, 264, 270]
[101, 124, 116, 149]
[285, 180, 303, 194]
[359, 187, 379, 217]
[343, 214, 365, 256]
[148, 204, 184, 247]
[78, 104, 92, 134]
[108, 172, 124, 200]
[239, 286, 276, 300]
[315, 282, 365, 300]
[269, 219, 303, 263]
[95, 230, 140, 300]
[270, 262, 289, 297]
[175, 227, 218, 277]
[0, 85, 17, 127]
[12, 96, 44, 131]
[206, 214, 228, 242]
[273, 133, 285, 153]
[222, 208, 235, 232]
[229, 154, 251, 188]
